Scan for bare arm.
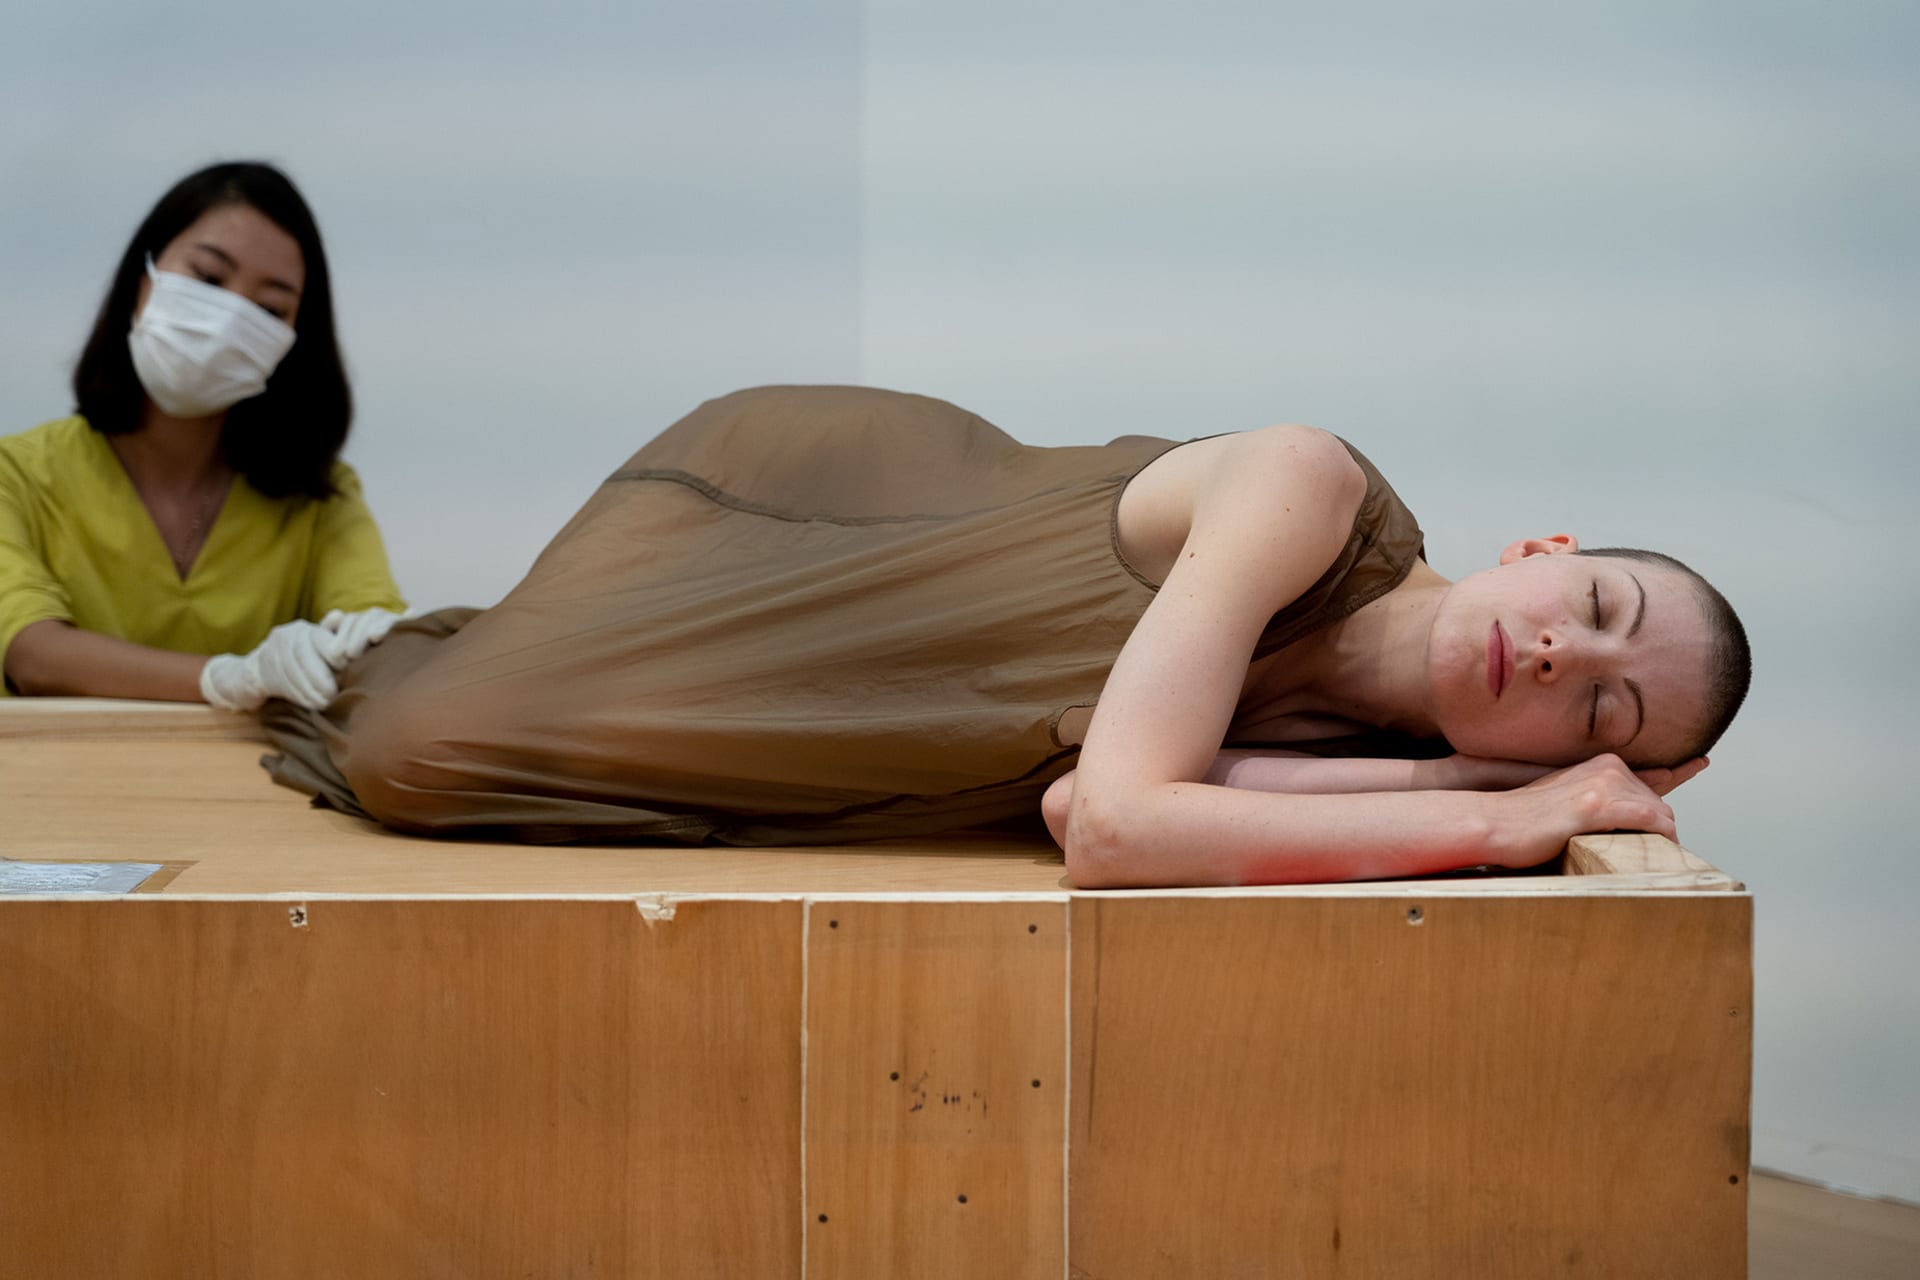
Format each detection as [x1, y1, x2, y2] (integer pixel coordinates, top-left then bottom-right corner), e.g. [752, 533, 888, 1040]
[5, 619, 208, 701]
[2, 612, 392, 710]
[1061, 426, 1677, 888]
[1044, 752, 1542, 839]
[1203, 750, 1549, 794]
[1043, 750, 1704, 853]
[1198, 749, 1701, 798]
[1066, 765, 1675, 886]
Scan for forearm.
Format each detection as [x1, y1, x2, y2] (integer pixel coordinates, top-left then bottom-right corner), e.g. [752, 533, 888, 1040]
[1040, 751, 1540, 846]
[3, 620, 208, 701]
[1209, 751, 1430, 794]
[1065, 781, 1516, 888]
[1206, 750, 1552, 795]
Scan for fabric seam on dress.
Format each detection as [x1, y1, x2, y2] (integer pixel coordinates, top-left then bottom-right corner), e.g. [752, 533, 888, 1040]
[607, 467, 1114, 529]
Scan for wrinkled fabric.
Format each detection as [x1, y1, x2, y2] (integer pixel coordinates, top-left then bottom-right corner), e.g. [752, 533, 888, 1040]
[261, 386, 1425, 844]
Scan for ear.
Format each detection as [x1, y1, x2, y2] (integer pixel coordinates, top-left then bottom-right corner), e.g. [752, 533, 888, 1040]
[1497, 533, 1579, 566]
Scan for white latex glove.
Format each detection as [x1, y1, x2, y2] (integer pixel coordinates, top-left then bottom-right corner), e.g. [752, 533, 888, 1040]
[199, 619, 341, 712]
[317, 607, 406, 668]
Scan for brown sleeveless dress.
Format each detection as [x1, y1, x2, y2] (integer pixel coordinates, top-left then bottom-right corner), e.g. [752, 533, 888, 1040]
[260, 386, 1427, 844]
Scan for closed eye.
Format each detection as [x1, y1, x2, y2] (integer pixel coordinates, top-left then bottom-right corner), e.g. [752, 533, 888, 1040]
[1590, 581, 1601, 628]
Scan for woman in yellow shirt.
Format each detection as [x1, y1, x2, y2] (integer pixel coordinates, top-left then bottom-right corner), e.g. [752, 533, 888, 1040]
[0, 162, 405, 709]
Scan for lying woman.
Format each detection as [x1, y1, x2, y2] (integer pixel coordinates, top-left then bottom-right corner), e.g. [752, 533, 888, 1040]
[261, 385, 1748, 887]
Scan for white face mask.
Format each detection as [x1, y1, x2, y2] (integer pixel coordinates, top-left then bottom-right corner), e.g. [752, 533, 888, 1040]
[127, 256, 297, 418]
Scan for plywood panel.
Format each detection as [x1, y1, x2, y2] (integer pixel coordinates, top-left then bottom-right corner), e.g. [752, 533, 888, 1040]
[0, 738, 1073, 895]
[1068, 894, 1752, 1278]
[805, 901, 1067, 1277]
[0, 696, 266, 741]
[0, 898, 803, 1279]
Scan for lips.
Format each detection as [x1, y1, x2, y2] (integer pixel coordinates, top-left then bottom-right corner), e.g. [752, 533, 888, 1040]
[1487, 621, 1511, 697]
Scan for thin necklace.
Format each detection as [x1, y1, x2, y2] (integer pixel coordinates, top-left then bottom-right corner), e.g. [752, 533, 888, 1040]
[172, 475, 228, 577]
[107, 435, 231, 578]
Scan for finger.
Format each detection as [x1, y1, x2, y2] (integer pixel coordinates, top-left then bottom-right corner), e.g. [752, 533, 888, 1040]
[1646, 759, 1706, 796]
[1616, 768, 1666, 802]
[320, 637, 355, 670]
[314, 625, 357, 670]
[297, 662, 340, 709]
[281, 656, 325, 709]
[315, 620, 372, 680]
[1611, 808, 1676, 840]
[289, 636, 338, 704]
[319, 609, 345, 632]
[346, 612, 384, 651]
[1602, 784, 1675, 837]
[341, 621, 373, 661]
[292, 668, 339, 711]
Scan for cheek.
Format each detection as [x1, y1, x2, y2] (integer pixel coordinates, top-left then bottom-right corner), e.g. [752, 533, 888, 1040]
[1441, 697, 1582, 766]
[1509, 712, 1588, 766]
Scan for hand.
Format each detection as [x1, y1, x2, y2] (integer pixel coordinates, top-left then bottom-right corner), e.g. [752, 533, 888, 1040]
[1496, 753, 1678, 869]
[1633, 755, 1709, 797]
[1441, 751, 1707, 797]
[1420, 753, 1557, 792]
[317, 607, 405, 668]
[199, 620, 341, 712]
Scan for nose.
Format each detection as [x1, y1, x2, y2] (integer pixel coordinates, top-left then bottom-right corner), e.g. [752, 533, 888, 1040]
[1530, 628, 1585, 684]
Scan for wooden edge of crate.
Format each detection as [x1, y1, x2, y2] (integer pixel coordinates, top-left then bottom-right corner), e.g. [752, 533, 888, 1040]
[0, 700, 1743, 894]
[0, 697, 268, 742]
[1563, 833, 1742, 890]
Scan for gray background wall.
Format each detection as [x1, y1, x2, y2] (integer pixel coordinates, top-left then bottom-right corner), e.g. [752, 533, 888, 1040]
[3, 0, 1914, 1201]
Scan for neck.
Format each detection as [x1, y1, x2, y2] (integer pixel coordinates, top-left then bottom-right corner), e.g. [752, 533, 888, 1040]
[1271, 562, 1452, 738]
[113, 404, 230, 490]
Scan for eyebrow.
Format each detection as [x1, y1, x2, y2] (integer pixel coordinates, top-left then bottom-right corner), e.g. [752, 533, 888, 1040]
[191, 242, 302, 296]
[1618, 572, 1648, 746]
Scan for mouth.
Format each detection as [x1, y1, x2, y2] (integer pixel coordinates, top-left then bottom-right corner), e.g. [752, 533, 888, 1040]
[1487, 621, 1511, 697]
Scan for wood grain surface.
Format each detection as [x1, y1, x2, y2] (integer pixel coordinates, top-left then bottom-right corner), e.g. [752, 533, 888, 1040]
[804, 900, 1068, 1277]
[1067, 893, 1754, 1277]
[0, 733, 1735, 897]
[0, 898, 803, 1279]
[0, 696, 267, 741]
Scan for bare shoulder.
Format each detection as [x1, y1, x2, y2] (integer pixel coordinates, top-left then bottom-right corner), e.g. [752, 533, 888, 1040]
[1118, 424, 1363, 584]
[1224, 423, 1362, 489]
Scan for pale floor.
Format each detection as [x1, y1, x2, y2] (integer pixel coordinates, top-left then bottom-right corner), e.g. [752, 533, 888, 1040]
[1751, 1173, 1920, 1279]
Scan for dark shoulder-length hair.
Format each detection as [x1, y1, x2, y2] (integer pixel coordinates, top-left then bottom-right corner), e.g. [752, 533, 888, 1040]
[72, 161, 350, 500]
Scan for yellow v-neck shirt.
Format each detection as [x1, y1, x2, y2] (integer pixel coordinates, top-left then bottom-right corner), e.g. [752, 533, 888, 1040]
[0, 416, 405, 691]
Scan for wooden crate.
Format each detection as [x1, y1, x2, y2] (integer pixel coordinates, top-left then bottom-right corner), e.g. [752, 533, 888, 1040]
[0, 701, 1750, 1278]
